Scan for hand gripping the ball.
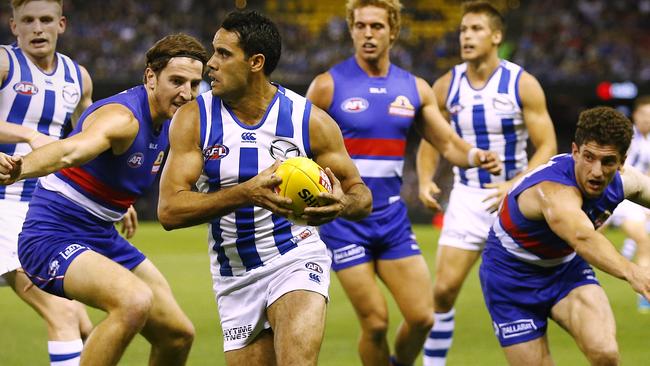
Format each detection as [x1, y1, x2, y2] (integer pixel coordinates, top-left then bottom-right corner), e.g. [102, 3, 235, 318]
[298, 167, 346, 226]
[243, 160, 294, 218]
[0, 153, 22, 185]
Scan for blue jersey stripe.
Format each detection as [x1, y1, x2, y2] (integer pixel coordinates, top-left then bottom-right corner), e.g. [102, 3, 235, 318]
[61, 111, 72, 138]
[73, 60, 82, 94]
[235, 148, 263, 270]
[302, 100, 312, 158]
[62, 55, 74, 83]
[276, 93, 294, 137]
[210, 220, 232, 276]
[0, 47, 13, 90]
[37, 89, 56, 135]
[197, 96, 207, 150]
[7, 48, 33, 124]
[501, 118, 517, 180]
[19, 178, 37, 201]
[450, 85, 467, 184]
[497, 66, 510, 94]
[208, 97, 223, 192]
[472, 104, 492, 186]
[272, 214, 295, 254]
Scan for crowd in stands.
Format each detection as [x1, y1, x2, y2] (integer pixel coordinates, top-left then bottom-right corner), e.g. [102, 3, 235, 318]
[2, 0, 650, 86]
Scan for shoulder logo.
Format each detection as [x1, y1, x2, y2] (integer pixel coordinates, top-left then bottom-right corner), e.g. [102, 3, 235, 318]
[269, 139, 301, 161]
[341, 97, 369, 113]
[203, 145, 229, 160]
[493, 95, 516, 112]
[62, 84, 80, 105]
[127, 152, 145, 168]
[388, 95, 415, 117]
[13, 81, 38, 96]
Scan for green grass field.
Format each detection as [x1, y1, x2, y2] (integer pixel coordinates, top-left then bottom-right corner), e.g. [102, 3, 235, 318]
[1, 223, 648, 365]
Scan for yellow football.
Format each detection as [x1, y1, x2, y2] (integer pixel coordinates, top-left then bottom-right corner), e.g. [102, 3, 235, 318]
[275, 157, 333, 216]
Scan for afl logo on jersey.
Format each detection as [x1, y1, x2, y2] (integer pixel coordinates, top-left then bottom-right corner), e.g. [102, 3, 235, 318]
[341, 97, 369, 113]
[13, 81, 39, 95]
[269, 139, 301, 161]
[127, 152, 145, 168]
[62, 85, 80, 105]
[203, 145, 229, 160]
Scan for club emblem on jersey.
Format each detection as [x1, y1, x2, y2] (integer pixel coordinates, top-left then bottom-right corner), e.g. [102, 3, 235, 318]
[62, 84, 80, 105]
[448, 103, 464, 115]
[151, 151, 165, 174]
[388, 95, 415, 117]
[127, 152, 145, 168]
[203, 145, 229, 160]
[241, 132, 256, 143]
[269, 139, 301, 161]
[13, 81, 39, 95]
[341, 97, 369, 113]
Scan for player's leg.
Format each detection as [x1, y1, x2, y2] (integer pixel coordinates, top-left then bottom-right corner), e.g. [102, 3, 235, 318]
[63, 250, 154, 366]
[267, 290, 327, 366]
[620, 218, 650, 267]
[550, 284, 619, 365]
[5, 269, 89, 366]
[501, 336, 554, 366]
[132, 259, 195, 366]
[337, 262, 392, 365]
[225, 329, 276, 366]
[377, 254, 434, 365]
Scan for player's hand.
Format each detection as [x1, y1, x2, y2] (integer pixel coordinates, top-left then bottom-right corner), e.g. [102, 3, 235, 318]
[419, 180, 442, 212]
[482, 180, 514, 213]
[28, 133, 55, 150]
[0, 153, 22, 185]
[300, 167, 345, 226]
[628, 264, 650, 302]
[119, 205, 138, 239]
[245, 160, 293, 217]
[476, 150, 502, 176]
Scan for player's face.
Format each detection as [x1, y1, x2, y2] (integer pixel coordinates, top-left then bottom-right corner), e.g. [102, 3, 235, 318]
[10, 1, 65, 60]
[633, 104, 650, 136]
[572, 141, 624, 198]
[148, 57, 204, 119]
[207, 29, 252, 99]
[350, 6, 394, 64]
[459, 12, 501, 62]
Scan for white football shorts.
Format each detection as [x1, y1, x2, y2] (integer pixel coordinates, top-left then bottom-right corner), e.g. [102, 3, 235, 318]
[609, 199, 649, 227]
[439, 183, 498, 251]
[213, 240, 331, 352]
[0, 199, 29, 285]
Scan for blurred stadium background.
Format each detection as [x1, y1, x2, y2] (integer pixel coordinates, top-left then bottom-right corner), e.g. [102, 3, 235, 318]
[2, 0, 650, 364]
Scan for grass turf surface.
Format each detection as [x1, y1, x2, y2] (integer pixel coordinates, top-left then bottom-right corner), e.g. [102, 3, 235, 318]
[0, 223, 648, 365]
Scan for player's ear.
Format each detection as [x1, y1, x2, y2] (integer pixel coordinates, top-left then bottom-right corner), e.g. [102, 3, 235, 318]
[249, 53, 265, 73]
[144, 68, 156, 89]
[58, 15, 67, 34]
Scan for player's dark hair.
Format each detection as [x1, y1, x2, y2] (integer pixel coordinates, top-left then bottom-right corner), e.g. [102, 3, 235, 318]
[575, 106, 633, 157]
[143, 33, 208, 83]
[220, 10, 281, 76]
[463, 1, 505, 34]
[633, 95, 650, 112]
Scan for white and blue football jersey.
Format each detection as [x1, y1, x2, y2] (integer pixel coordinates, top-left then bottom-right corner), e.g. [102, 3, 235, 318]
[196, 85, 323, 277]
[0, 45, 83, 201]
[626, 128, 650, 174]
[446, 60, 527, 188]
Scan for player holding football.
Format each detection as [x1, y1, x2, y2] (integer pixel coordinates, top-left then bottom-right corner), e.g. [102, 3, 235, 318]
[417, 2, 557, 364]
[306, 1, 501, 365]
[157, 11, 372, 366]
[0, 33, 208, 366]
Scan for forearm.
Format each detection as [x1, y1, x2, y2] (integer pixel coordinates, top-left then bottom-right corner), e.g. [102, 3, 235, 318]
[339, 183, 372, 221]
[19, 141, 81, 179]
[416, 141, 439, 183]
[573, 231, 635, 281]
[158, 184, 250, 230]
[0, 122, 37, 144]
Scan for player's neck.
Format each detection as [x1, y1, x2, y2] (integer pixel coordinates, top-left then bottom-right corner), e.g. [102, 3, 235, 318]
[223, 80, 277, 126]
[466, 54, 500, 84]
[355, 54, 390, 77]
[25, 52, 57, 74]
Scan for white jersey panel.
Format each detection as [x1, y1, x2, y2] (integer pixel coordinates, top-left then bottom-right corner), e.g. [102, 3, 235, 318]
[446, 60, 527, 188]
[0, 45, 82, 201]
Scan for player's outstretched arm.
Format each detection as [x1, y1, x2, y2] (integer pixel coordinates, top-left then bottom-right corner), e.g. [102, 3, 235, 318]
[2, 104, 138, 184]
[523, 180, 650, 299]
[0, 121, 54, 148]
[415, 77, 501, 175]
[157, 102, 293, 230]
[300, 105, 372, 226]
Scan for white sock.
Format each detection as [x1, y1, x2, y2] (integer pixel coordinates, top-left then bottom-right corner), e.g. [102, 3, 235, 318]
[621, 238, 637, 260]
[423, 309, 455, 366]
[48, 339, 83, 366]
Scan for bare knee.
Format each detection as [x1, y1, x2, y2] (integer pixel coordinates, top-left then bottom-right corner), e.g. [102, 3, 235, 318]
[404, 311, 434, 332]
[360, 313, 389, 343]
[433, 279, 461, 311]
[586, 344, 619, 366]
[162, 318, 195, 352]
[111, 285, 154, 330]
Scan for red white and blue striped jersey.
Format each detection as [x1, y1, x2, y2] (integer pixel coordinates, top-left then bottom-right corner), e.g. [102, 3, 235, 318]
[326, 57, 421, 210]
[446, 60, 527, 188]
[38, 85, 169, 221]
[488, 154, 625, 267]
[0, 45, 83, 201]
[197, 86, 322, 277]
